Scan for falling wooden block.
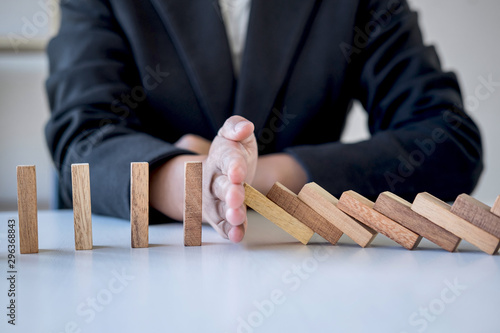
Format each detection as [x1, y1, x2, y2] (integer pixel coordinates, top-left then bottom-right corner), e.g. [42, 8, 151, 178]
[71, 164, 93, 250]
[492, 195, 500, 217]
[374, 192, 458, 252]
[16, 165, 38, 254]
[450, 194, 500, 239]
[131, 162, 149, 248]
[184, 162, 202, 246]
[266, 182, 343, 245]
[338, 191, 421, 250]
[297, 183, 377, 247]
[412, 192, 500, 255]
[244, 183, 314, 244]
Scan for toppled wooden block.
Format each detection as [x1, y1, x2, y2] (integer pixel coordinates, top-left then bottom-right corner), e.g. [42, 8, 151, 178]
[244, 183, 314, 244]
[16, 165, 39, 254]
[267, 182, 343, 245]
[131, 162, 149, 248]
[184, 162, 202, 246]
[297, 183, 377, 247]
[451, 194, 500, 239]
[338, 191, 421, 250]
[491, 195, 500, 218]
[374, 192, 458, 252]
[412, 192, 500, 255]
[71, 164, 93, 250]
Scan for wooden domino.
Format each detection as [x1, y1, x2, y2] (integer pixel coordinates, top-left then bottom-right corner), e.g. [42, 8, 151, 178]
[71, 164, 93, 250]
[374, 192, 459, 252]
[338, 191, 421, 250]
[491, 195, 500, 217]
[412, 192, 500, 255]
[131, 162, 149, 248]
[16, 165, 39, 254]
[184, 162, 202, 246]
[267, 182, 343, 245]
[297, 183, 377, 247]
[450, 194, 500, 239]
[244, 183, 314, 244]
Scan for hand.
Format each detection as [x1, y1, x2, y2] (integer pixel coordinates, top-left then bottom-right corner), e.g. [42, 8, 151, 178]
[174, 134, 212, 155]
[203, 116, 258, 242]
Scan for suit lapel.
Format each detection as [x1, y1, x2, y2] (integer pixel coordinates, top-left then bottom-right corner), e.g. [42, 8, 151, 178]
[149, 0, 235, 134]
[234, 0, 319, 133]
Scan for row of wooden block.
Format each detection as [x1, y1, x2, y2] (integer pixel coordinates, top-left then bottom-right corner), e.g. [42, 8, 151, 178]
[16, 163, 500, 255]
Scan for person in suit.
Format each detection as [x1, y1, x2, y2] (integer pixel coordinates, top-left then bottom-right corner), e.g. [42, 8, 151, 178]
[45, 0, 483, 242]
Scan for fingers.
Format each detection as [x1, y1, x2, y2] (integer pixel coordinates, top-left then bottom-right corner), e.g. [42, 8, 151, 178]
[218, 116, 255, 143]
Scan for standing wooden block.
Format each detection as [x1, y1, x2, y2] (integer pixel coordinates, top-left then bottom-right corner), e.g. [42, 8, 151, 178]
[412, 192, 500, 255]
[374, 192, 458, 252]
[338, 191, 421, 250]
[16, 165, 38, 254]
[297, 183, 377, 247]
[244, 183, 314, 244]
[451, 194, 500, 239]
[131, 162, 149, 248]
[71, 164, 93, 250]
[267, 182, 343, 245]
[491, 195, 500, 217]
[184, 162, 202, 246]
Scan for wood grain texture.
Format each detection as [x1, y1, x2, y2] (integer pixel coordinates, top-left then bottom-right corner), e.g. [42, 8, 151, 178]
[451, 194, 500, 239]
[338, 191, 421, 250]
[297, 183, 377, 247]
[374, 192, 459, 252]
[16, 165, 39, 254]
[412, 192, 500, 255]
[267, 182, 343, 245]
[71, 164, 93, 250]
[131, 162, 149, 248]
[244, 183, 314, 244]
[492, 195, 500, 217]
[184, 162, 202, 246]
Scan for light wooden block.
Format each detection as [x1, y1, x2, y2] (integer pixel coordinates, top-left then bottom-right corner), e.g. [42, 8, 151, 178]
[131, 162, 149, 248]
[184, 162, 202, 246]
[451, 194, 500, 239]
[491, 195, 500, 217]
[71, 164, 93, 250]
[244, 183, 314, 244]
[338, 191, 421, 250]
[297, 183, 377, 247]
[267, 182, 343, 245]
[412, 192, 500, 255]
[374, 192, 458, 252]
[16, 165, 38, 254]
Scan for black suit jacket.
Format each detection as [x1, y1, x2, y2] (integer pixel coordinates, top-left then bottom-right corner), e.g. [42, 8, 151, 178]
[45, 0, 483, 220]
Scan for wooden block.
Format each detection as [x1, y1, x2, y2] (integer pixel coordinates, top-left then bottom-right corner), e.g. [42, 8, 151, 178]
[16, 165, 39, 254]
[266, 182, 343, 245]
[131, 162, 149, 248]
[374, 192, 459, 252]
[451, 194, 500, 239]
[338, 191, 422, 250]
[71, 164, 93, 250]
[297, 183, 377, 247]
[492, 195, 500, 217]
[412, 192, 500, 255]
[244, 183, 314, 244]
[184, 162, 202, 246]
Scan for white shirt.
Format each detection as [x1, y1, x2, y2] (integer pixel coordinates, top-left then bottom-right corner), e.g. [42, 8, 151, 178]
[218, 0, 252, 76]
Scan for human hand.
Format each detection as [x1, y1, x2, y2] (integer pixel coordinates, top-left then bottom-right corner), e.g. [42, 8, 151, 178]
[174, 134, 212, 155]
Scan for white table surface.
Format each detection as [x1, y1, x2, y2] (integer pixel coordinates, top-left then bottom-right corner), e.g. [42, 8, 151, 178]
[0, 210, 499, 333]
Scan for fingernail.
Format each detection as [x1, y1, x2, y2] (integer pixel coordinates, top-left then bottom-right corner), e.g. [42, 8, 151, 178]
[234, 121, 251, 133]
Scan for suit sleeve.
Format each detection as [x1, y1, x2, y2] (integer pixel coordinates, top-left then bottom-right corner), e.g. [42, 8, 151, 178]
[286, 0, 483, 201]
[45, 0, 191, 219]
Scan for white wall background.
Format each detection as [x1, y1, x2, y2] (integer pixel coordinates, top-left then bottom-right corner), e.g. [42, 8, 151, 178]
[0, 0, 499, 211]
